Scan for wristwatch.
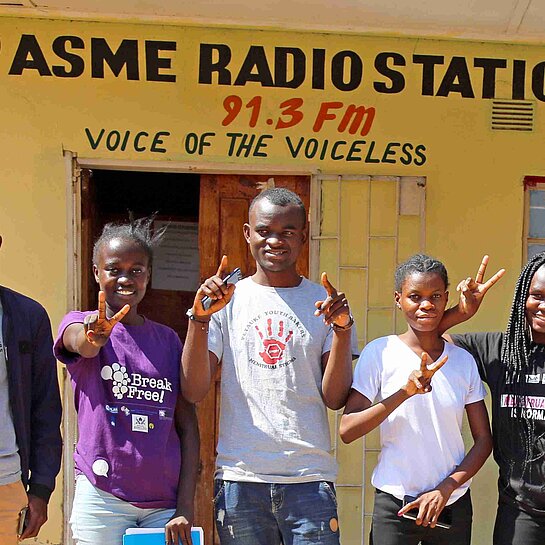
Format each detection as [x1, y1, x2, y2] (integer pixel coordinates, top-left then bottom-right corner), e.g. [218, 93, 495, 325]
[331, 315, 354, 331]
[185, 308, 210, 323]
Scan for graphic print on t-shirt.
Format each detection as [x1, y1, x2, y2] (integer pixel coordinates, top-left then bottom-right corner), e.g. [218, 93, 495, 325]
[100, 362, 173, 403]
[242, 310, 307, 370]
[99, 362, 175, 435]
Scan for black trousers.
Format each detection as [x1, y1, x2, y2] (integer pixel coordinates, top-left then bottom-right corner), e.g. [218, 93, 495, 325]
[493, 499, 545, 545]
[370, 489, 473, 545]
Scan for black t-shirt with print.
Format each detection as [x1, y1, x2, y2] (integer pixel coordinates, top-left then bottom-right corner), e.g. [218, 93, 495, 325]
[453, 332, 545, 516]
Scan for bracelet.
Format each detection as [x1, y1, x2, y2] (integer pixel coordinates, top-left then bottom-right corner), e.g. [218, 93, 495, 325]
[331, 315, 354, 331]
[185, 309, 210, 331]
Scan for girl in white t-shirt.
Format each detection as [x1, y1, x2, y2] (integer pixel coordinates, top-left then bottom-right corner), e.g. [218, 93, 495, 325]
[340, 254, 492, 545]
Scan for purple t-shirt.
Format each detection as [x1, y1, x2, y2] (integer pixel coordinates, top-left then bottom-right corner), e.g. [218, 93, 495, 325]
[54, 311, 182, 508]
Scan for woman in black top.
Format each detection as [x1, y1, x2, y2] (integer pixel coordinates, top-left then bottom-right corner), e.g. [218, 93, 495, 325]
[442, 253, 545, 544]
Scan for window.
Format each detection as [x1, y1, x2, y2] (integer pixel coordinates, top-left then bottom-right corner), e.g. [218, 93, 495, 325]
[524, 177, 545, 260]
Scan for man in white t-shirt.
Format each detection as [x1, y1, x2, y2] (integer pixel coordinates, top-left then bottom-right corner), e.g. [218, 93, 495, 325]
[181, 188, 358, 545]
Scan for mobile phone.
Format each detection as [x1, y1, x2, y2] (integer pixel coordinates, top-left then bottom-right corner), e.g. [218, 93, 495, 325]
[201, 267, 242, 310]
[17, 506, 28, 536]
[402, 495, 452, 530]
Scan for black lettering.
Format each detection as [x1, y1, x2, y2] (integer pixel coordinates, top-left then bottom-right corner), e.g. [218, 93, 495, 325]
[84, 128, 105, 150]
[91, 38, 139, 80]
[120, 131, 130, 151]
[414, 144, 427, 166]
[134, 131, 149, 152]
[331, 50, 363, 91]
[151, 131, 170, 153]
[312, 48, 326, 90]
[331, 141, 346, 160]
[374, 52, 406, 94]
[400, 143, 413, 165]
[319, 139, 329, 160]
[347, 140, 365, 161]
[285, 136, 304, 158]
[365, 141, 380, 163]
[304, 138, 319, 159]
[382, 142, 399, 164]
[436, 57, 474, 98]
[234, 46, 274, 87]
[52, 36, 84, 77]
[512, 60, 526, 100]
[274, 47, 305, 88]
[185, 133, 199, 154]
[413, 54, 444, 96]
[9, 34, 52, 76]
[199, 44, 232, 84]
[532, 62, 545, 102]
[474, 58, 507, 99]
[145, 41, 176, 82]
[106, 131, 121, 151]
[254, 134, 272, 157]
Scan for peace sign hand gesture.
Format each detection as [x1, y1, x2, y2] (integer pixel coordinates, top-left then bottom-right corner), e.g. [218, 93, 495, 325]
[455, 255, 505, 318]
[192, 255, 236, 318]
[84, 291, 130, 347]
[403, 352, 448, 397]
[314, 272, 353, 329]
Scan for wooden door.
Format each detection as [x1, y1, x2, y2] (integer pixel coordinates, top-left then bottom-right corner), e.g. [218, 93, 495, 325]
[196, 174, 310, 543]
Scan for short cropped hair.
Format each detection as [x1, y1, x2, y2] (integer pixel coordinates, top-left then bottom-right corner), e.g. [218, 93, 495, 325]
[394, 254, 449, 292]
[249, 188, 306, 226]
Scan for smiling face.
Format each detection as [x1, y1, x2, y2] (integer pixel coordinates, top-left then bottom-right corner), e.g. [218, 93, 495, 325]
[93, 237, 151, 315]
[395, 271, 449, 333]
[526, 265, 545, 343]
[243, 198, 307, 286]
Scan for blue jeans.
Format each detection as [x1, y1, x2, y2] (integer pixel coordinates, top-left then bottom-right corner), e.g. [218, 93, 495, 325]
[70, 475, 175, 545]
[213, 480, 340, 545]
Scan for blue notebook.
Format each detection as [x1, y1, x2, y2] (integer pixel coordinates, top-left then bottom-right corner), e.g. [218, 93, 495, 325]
[123, 527, 204, 545]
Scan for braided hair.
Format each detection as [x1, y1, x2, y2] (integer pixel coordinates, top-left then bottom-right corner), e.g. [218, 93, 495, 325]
[499, 251, 545, 471]
[93, 213, 166, 268]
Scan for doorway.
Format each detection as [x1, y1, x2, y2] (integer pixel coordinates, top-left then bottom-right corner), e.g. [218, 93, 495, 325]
[74, 168, 311, 543]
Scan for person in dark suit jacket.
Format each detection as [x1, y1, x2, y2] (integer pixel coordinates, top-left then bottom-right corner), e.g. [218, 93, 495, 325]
[0, 235, 62, 544]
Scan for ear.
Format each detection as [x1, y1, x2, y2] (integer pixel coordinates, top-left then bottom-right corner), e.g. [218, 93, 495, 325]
[445, 290, 449, 304]
[93, 264, 100, 284]
[394, 291, 401, 308]
[301, 224, 308, 244]
[243, 223, 251, 243]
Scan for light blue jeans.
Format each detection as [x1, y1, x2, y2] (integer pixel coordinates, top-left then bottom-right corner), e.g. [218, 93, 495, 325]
[70, 475, 175, 545]
[213, 480, 340, 545]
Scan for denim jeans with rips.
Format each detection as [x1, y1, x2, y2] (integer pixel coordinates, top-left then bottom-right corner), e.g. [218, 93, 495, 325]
[213, 480, 340, 545]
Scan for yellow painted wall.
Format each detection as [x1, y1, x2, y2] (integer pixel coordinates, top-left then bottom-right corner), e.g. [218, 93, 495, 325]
[0, 14, 543, 544]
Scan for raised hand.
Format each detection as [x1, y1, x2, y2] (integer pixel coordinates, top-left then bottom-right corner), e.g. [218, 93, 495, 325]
[314, 272, 352, 328]
[456, 255, 505, 318]
[84, 291, 130, 347]
[403, 352, 448, 397]
[192, 255, 236, 317]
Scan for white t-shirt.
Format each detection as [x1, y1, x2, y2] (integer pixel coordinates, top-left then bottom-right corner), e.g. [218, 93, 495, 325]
[352, 335, 486, 505]
[209, 277, 358, 483]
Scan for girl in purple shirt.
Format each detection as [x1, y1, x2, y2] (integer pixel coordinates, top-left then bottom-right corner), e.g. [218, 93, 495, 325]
[55, 217, 199, 545]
